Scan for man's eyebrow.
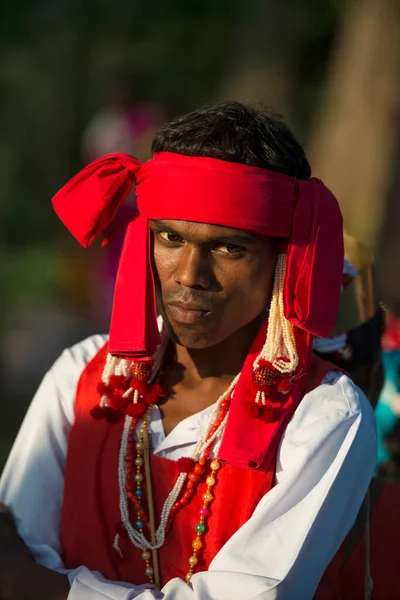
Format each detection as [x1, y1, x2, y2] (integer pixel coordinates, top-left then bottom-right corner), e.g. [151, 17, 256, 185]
[207, 234, 254, 245]
[150, 220, 177, 233]
[150, 220, 255, 245]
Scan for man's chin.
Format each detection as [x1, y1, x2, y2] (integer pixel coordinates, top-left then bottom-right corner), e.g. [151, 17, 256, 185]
[164, 320, 221, 350]
[175, 336, 216, 350]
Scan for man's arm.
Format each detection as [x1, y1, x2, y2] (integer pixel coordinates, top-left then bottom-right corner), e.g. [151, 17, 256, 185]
[0, 336, 107, 578]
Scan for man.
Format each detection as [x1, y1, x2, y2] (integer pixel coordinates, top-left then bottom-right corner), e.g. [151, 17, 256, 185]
[0, 102, 376, 599]
[314, 237, 400, 600]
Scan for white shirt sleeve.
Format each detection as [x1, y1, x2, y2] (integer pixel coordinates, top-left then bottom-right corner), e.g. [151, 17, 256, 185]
[0, 355, 377, 600]
[0, 334, 107, 571]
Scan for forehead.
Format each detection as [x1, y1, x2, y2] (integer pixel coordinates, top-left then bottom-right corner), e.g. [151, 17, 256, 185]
[150, 219, 265, 244]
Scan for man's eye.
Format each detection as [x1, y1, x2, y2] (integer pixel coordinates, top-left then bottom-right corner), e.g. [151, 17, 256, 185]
[159, 231, 182, 243]
[216, 244, 245, 254]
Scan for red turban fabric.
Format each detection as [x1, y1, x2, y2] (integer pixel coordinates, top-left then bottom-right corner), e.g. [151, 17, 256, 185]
[52, 151, 343, 359]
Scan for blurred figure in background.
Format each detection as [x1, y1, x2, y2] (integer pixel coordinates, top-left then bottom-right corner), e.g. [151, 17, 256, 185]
[82, 67, 165, 163]
[376, 313, 400, 478]
[314, 231, 384, 411]
[82, 66, 167, 329]
[314, 238, 400, 599]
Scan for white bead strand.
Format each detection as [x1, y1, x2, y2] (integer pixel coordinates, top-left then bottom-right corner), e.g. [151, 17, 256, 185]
[254, 254, 298, 375]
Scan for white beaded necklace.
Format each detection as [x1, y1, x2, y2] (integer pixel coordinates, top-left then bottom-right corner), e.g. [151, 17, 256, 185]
[112, 342, 240, 552]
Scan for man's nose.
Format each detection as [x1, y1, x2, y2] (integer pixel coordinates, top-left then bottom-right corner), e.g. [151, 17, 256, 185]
[173, 245, 213, 290]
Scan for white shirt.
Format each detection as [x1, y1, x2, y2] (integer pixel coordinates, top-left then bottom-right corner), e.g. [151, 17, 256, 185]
[0, 334, 377, 600]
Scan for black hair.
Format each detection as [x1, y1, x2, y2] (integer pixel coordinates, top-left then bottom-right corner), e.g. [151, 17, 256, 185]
[152, 101, 311, 180]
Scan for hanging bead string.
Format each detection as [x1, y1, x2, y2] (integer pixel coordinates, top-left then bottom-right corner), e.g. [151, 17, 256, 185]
[114, 400, 229, 585]
[254, 253, 298, 374]
[115, 373, 239, 553]
[127, 411, 158, 582]
[165, 392, 232, 533]
[185, 458, 221, 584]
[141, 415, 162, 588]
[98, 354, 119, 407]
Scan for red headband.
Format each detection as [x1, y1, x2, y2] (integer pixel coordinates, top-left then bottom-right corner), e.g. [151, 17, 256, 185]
[52, 151, 343, 359]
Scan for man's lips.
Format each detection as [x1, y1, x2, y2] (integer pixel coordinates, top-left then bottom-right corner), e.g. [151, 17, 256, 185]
[166, 302, 212, 325]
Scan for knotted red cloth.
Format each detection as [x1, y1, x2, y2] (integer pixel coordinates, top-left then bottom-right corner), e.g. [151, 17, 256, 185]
[53, 151, 343, 357]
[52, 151, 343, 470]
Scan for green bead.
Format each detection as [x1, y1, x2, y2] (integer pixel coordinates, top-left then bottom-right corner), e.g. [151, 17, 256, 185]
[196, 523, 206, 534]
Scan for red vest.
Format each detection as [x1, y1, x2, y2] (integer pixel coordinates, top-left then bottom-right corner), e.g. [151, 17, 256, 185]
[62, 344, 333, 586]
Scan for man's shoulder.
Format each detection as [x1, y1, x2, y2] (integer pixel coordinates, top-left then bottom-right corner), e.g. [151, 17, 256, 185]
[305, 371, 375, 422]
[64, 333, 109, 362]
[48, 333, 109, 382]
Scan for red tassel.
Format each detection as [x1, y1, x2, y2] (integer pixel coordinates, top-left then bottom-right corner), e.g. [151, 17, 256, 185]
[97, 382, 112, 397]
[244, 402, 262, 419]
[152, 383, 167, 399]
[109, 374, 131, 391]
[143, 393, 155, 405]
[105, 407, 124, 423]
[108, 392, 126, 410]
[261, 405, 276, 422]
[129, 379, 149, 396]
[125, 404, 146, 418]
[244, 402, 277, 422]
[277, 377, 291, 394]
[177, 457, 196, 473]
[90, 405, 107, 420]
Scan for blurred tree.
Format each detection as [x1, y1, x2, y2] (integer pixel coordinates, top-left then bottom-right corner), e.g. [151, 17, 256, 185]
[0, 0, 237, 321]
[377, 127, 400, 311]
[218, 0, 346, 138]
[308, 0, 400, 249]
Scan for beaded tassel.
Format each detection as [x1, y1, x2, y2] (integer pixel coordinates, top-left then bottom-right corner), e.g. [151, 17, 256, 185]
[256, 254, 298, 373]
[91, 355, 164, 422]
[250, 254, 299, 419]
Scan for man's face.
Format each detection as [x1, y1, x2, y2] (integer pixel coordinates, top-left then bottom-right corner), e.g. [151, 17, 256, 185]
[150, 219, 277, 349]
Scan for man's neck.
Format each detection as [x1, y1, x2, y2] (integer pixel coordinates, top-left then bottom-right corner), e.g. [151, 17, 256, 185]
[157, 316, 264, 435]
[172, 316, 263, 384]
